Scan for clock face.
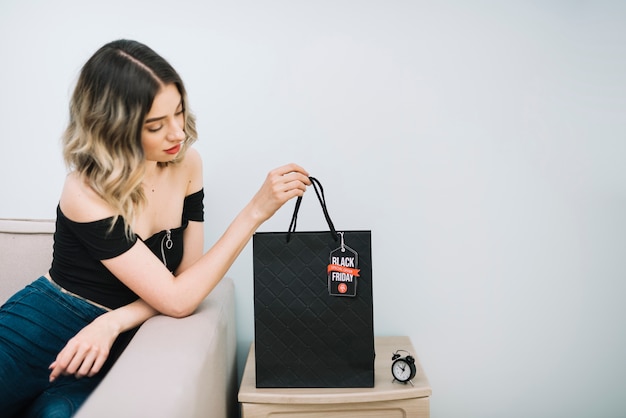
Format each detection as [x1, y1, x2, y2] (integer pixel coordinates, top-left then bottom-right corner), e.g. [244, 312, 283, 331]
[392, 359, 412, 381]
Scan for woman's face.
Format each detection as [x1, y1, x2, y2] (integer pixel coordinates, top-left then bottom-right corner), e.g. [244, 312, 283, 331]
[142, 84, 186, 163]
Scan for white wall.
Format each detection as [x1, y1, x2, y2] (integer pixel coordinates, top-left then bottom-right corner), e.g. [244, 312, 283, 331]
[2, 1, 625, 417]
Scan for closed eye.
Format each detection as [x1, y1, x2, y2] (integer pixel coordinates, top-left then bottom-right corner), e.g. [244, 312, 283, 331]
[144, 102, 184, 132]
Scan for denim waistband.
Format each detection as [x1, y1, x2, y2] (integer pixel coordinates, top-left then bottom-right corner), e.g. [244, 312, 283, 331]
[41, 277, 111, 312]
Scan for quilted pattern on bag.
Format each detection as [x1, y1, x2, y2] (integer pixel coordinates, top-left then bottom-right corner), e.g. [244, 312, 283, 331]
[253, 230, 375, 388]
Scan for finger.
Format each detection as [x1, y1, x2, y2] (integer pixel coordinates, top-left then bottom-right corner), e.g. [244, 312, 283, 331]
[49, 361, 60, 382]
[64, 343, 91, 376]
[267, 178, 307, 204]
[49, 355, 76, 382]
[87, 352, 109, 377]
[75, 349, 99, 379]
[283, 187, 306, 201]
[273, 163, 310, 179]
[282, 179, 308, 195]
[49, 343, 78, 382]
[271, 171, 310, 193]
[281, 171, 311, 187]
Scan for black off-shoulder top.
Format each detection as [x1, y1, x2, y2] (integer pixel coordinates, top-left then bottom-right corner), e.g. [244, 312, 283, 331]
[49, 189, 204, 309]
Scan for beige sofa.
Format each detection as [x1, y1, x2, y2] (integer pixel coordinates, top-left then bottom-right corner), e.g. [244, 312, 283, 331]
[0, 218, 238, 418]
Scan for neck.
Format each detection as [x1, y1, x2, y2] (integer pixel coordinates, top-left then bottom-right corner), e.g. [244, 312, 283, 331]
[143, 160, 159, 177]
[142, 161, 162, 193]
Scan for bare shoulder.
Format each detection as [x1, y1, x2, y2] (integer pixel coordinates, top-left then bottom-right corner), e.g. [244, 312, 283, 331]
[178, 147, 203, 195]
[180, 147, 202, 171]
[59, 172, 116, 222]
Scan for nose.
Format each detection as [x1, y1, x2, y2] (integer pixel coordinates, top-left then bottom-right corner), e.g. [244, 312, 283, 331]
[167, 120, 186, 142]
[167, 130, 185, 142]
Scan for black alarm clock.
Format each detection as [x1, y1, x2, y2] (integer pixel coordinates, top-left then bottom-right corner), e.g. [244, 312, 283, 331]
[391, 349, 416, 385]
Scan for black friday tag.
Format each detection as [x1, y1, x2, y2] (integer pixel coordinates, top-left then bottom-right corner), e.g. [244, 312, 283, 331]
[328, 233, 360, 297]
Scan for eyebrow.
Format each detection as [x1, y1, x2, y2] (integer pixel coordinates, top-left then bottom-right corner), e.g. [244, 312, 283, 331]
[144, 115, 166, 124]
[144, 101, 184, 124]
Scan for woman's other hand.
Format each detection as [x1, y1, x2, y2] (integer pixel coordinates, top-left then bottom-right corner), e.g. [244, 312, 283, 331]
[249, 163, 310, 223]
[48, 315, 119, 382]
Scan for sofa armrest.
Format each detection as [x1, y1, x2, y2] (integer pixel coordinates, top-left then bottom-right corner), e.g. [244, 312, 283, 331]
[75, 277, 237, 418]
[0, 218, 55, 302]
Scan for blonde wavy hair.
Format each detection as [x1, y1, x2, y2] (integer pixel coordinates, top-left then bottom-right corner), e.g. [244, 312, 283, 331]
[62, 40, 198, 236]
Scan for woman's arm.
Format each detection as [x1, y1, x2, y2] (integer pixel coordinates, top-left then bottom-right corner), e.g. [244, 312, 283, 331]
[50, 191, 206, 381]
[175, 220, 204, 275]
[49, 163, 307, 380]
[103, 163, 310, 318]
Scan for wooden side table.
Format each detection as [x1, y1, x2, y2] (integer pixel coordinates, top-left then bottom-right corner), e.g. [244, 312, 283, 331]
[238, 336, 431, 418]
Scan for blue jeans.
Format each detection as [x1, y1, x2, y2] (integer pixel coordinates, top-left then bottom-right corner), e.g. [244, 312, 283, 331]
[0, 277, 107, 417]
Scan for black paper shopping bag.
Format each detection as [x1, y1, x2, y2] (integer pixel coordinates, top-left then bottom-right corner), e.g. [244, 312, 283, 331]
[253, 177, 375, 388]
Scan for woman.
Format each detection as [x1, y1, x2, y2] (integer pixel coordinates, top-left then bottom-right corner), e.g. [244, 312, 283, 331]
[0, 39, 309, 417]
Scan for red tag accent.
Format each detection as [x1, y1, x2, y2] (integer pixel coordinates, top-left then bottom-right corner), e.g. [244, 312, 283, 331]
[327, 264, 361, 277]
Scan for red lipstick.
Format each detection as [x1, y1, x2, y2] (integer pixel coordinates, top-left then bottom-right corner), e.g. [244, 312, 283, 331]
[165, 144, 181, 155]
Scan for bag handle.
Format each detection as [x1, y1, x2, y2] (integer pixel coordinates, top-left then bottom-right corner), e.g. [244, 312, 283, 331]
[287, 177, 338, 242]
